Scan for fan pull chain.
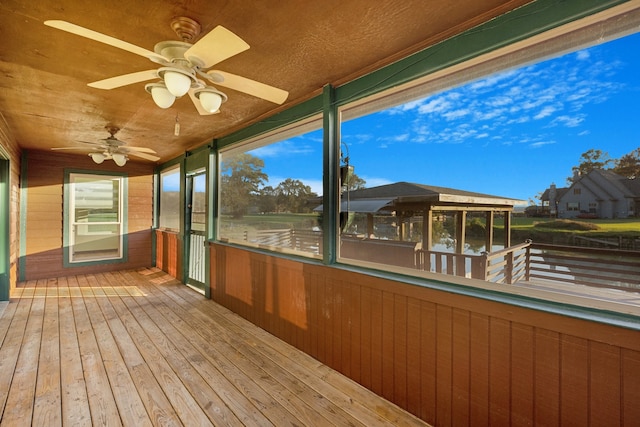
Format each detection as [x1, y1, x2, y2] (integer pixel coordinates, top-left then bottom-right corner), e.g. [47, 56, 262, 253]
[174, 113, 180, 136]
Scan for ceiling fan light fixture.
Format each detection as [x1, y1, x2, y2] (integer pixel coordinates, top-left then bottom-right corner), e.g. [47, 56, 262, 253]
[112, 153, 127, 167]
[158, 67, 195, 97]
[194, 87, 228, 113]
[145, 82, 175, 108]
[89, 152, 105, 164]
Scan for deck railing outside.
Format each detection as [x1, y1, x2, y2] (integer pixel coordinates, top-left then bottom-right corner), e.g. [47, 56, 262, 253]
[222, 227, 640, 292]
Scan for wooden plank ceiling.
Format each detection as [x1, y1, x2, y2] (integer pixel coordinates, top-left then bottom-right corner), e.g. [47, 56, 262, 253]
[0, 0, 531, 163]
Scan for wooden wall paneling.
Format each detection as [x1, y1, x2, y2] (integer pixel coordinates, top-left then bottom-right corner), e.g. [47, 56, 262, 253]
[559, 335, 589, 426]
[316, 269, 331, 367]
[369, 286, 383, 397]
[489, 317, 511, 426]
[358, 285, 373, 391]
[622, 349, 640, 425]
[393, 294, 409, 409]
[510, 323, 535, 426]
[342, 283, 362, 382]
[452, 308, 471, 426]
[381, 291, 396, 403]
[589, 341, 621, 425]
[406, 297, 422, 416]
[420, 300, 437, 424]
[208, 245, 640, 425]
[435, 304, 453, 426]
[469, 313, 490, 426]
[254, 254, 268, 336]
[534, 329, 560, 426]
[328, 277, 341, 372]
[331, 277, 344, 376]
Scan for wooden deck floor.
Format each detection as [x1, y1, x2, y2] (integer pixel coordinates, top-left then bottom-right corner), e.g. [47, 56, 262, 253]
[0, 268, 428, 426]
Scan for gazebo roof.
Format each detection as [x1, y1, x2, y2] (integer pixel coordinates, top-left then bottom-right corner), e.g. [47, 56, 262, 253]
[343, 182, 522, 211]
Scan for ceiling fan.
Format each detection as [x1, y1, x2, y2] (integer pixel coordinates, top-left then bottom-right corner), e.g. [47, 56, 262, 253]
[52, 126, 160, 166]
[44, 17, 289, 115]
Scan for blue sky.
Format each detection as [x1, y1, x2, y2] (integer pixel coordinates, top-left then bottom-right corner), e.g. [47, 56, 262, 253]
[255, 30, 639, 204]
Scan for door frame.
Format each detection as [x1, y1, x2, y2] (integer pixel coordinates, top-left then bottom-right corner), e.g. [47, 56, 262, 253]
[183, 149, 209, 294]
[0, 150, 9, 301]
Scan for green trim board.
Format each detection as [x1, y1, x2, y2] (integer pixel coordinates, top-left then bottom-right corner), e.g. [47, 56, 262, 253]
[0, 147, 9, 300]
[62, 169, 129, 268]
[18, 151, 28, 281]
[216, 95, 324, 149]
[322, 85, 338, 264]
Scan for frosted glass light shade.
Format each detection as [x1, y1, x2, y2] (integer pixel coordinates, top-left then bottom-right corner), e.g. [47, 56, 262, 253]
[145, 82, 176, 108]
[194, 87, 227, 113]
[112, 153, 127, 167]
[89, 153, 105, 164]
[163, 70, 192, 97]
[199, 91, 223, 113]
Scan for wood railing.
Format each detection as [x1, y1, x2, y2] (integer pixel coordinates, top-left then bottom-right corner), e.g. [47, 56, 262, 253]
[224, 228, 640, 291]
[526, 242, 640, 290]
[417, 241, 640, 290]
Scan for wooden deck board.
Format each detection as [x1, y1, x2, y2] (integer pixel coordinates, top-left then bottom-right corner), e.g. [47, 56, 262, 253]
[0, 268, 429, 427]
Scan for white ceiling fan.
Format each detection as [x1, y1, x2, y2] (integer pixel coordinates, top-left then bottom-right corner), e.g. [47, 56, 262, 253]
[52, 126, 160, 166]
[44, 17, 289, 115]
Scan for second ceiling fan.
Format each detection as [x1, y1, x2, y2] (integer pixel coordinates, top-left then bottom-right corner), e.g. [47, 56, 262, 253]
[44, 17, 289, 115]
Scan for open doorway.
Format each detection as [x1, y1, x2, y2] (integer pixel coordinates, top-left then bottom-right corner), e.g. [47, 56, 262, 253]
[185, 169, 206, 292]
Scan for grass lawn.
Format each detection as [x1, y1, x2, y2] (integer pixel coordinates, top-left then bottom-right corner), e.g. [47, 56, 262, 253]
[506, 217, 640, 233]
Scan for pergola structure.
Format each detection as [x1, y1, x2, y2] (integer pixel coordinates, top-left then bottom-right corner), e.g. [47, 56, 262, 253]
[341, 182, 523, 254]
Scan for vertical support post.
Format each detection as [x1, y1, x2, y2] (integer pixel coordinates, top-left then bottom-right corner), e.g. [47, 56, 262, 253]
[423, 207, 432, 251]
[503, 210, 512, 248]
[485, 211, 494, 253]
[322, 85, 338, 264]
[456, 211, 466, 276]
[456, 211, 466, 254]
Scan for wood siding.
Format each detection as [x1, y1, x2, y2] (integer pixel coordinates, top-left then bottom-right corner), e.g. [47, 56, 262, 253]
[209, 243, 640, 426]
[22, 150, 153, 280]
[0, 118, 21, 293]
[155, 229, 182, 280]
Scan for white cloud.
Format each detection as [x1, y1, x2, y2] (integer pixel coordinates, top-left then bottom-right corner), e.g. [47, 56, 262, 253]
[534, 106, 557, 120]
[443, 108, 470, 120]
[551, 114, 585, 128]
[576, 50, 590, 61]
[417, 97, 452, 114]
[529, 140, 556, 148]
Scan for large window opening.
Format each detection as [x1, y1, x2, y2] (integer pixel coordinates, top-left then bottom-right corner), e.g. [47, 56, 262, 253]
[337, 7, 640, 302]
[68, 173, 124, 263]
[218, 117, 323, 258]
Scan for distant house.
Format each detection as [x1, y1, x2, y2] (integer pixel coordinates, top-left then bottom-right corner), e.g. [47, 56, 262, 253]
[542, 169, 640, 219]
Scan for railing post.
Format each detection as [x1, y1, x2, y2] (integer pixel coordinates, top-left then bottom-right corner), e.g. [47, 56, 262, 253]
[525, 239, 532, 281]
[505, 251, 514, 284]
[472, 252, 488, 280]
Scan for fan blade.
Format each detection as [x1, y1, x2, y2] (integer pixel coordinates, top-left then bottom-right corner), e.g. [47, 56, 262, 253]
[88, 70, 158, 90]
[123, 146, 157, 154]
[184, 26, 249, 68]
[127, 151, 160, 161]
[188, 88, 219, 115]
[44, 20, 167, 63]
[206, 70, 288, 104]
[51, 147, 97, 151]
[76, 140, 107, 147]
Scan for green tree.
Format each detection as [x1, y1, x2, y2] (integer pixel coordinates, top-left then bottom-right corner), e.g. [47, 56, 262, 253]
[257, 185, 278, 213]
[220, 153, 268, 218]
[613, 147, 640, 178]
[275, 178, 317, 213]
[568, 149, 612, 183]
